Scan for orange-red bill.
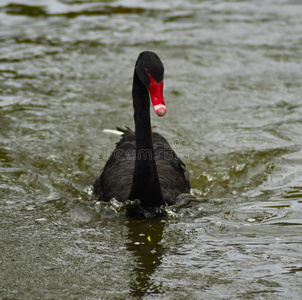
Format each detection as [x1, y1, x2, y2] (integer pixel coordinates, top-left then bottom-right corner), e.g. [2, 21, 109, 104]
[148, 74, 166, 117]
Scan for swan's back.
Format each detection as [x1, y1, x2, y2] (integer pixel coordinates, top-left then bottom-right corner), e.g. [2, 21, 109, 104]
[93, 129, 190, 205]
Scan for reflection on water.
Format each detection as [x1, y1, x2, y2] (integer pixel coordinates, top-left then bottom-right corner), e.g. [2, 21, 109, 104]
[1, 0, 302, 299]
[126, 219, 166, 297]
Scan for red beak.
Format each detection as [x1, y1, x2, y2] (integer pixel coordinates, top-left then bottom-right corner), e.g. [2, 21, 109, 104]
[148, 74, 166, 117]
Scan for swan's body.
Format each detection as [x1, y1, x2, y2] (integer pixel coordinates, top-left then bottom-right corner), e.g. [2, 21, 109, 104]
[94, 128, 190, 206]
[93, 51, 190, 213]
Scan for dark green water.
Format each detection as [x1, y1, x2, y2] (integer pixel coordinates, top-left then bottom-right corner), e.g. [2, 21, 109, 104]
[1, 0, 302, 299]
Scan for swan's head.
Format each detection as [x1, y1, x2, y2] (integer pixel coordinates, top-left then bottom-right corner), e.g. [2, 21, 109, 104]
[135, 51, 166, 117]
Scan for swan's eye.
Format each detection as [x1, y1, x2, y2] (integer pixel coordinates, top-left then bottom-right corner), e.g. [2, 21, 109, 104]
[145, 69, 150, 75]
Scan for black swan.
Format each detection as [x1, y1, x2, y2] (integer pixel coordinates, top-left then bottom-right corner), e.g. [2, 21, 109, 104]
[93, 51, 190, 216]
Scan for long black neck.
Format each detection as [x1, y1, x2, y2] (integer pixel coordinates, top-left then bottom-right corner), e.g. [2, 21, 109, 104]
[128, 71, 164, 207]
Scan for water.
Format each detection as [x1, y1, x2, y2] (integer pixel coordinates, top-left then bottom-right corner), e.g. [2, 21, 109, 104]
[1, 0, 302, 299]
